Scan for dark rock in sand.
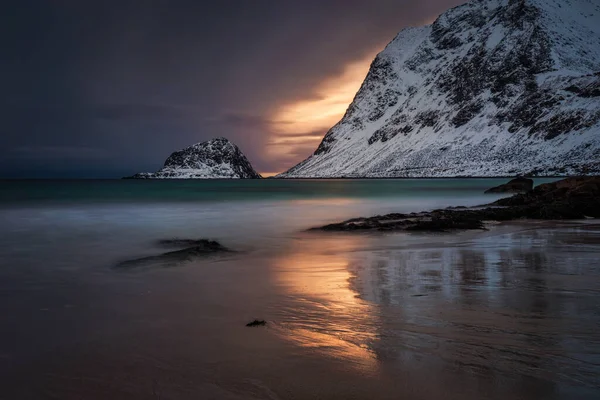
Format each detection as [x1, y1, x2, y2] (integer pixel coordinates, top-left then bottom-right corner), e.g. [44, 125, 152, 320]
[312, 177, 600, 233]
[484, 177, 534, 194]
[116, 240, 231, 269]
[246, 320, 267, 327]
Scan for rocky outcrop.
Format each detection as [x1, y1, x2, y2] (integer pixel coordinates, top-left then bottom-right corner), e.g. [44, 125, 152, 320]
[493, 176, 600, 218]
[127, 137, 261, 179]
[484, 177, 534, 193]
[280, 0, 600, 178]
[311, 177, 600, 232]
[116, 239, 232, 268]
[314, 212, 486, 232]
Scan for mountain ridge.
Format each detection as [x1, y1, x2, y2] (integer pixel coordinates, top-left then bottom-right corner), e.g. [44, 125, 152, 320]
[279, 0, 600, 178]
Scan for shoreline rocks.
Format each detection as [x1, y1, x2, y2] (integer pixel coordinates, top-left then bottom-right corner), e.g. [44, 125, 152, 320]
[312, 177, 600, 233]
[493, 177, 600, 219]
[484, 177, 534, 194]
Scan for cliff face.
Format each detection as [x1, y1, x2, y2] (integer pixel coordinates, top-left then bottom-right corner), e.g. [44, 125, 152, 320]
[130, 137, 261, 179]
[280, 0, 600, 178]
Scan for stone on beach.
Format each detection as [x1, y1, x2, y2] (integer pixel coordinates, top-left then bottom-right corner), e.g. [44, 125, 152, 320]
[246, 320, 267, 327]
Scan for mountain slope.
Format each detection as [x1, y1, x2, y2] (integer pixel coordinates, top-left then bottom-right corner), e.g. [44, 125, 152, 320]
[129, 137, 261, 179]
[280, 0, 600, 178]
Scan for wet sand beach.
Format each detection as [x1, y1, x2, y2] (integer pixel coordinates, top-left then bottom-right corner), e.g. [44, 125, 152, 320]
[2, 221, 600, 399]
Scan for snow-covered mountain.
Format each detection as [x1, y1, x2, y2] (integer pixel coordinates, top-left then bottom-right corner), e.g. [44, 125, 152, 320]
[129, 137, 261, 179]
[280, 0, 600, 178]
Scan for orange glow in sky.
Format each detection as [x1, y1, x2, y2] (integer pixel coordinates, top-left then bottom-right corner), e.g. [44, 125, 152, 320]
[266, 52, 377, 167]
[272, 55, 372, 133]
[261, 15, 442, 175]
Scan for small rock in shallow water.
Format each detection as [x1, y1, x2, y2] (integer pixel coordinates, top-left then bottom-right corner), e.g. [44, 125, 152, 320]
[246, 320, 267, 327]
[115, 240, 231, 269]
[156, 239, 228, 250]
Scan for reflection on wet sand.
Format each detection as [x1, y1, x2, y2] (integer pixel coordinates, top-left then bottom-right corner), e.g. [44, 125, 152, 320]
[271, 224, 600, 398]
[269, 235, 380, 374]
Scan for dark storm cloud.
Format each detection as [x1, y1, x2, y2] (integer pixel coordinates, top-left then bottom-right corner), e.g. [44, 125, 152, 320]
[216, 113, 271, 130]
[0, 0, 465, 177]
[9, 146, 108, 160]
[92, 104, 191, 121]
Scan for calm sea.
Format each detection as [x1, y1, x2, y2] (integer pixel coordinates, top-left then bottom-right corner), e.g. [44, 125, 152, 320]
[2, 178, 600, 399]
[0, 178, 548, 250]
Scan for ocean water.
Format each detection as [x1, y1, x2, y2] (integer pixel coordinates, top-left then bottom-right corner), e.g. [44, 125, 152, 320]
[2, 178, 600, 399]
[0, 178, 534, 254]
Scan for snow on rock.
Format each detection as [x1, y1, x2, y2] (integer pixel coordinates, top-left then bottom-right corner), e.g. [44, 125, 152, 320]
[279, 0, 600, 178]
[129, 137, 261, 179]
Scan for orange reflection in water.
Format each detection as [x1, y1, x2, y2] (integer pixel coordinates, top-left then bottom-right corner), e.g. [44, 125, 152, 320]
[269, 234, 380, 374]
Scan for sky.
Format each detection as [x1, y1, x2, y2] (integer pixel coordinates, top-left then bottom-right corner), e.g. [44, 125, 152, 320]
[1, 0, 465, 178]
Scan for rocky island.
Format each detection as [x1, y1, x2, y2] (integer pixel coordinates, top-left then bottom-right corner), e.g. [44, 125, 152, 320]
[127, 137, 261, 179]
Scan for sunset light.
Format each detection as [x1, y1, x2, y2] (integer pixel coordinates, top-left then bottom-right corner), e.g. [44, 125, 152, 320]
[267, 53, 377, 160]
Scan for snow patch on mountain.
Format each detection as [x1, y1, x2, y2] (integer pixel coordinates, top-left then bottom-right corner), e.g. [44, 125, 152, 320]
[129, 137, 261, 179]
[280, 0, 600, 178]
